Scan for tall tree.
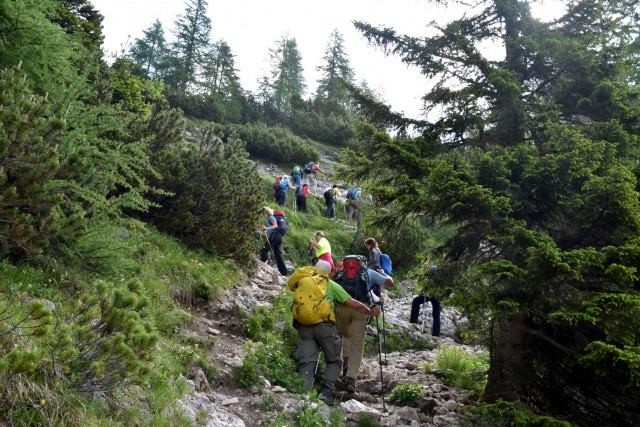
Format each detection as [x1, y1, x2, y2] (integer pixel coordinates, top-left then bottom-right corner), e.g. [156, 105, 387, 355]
[264, 35, 306, 121]
[166, 0, 212, 91]
[201, 40, 244, 122]
[345, 0, 640, 424]
[130, 19, 169, 79]
[316, 29, 354, 105]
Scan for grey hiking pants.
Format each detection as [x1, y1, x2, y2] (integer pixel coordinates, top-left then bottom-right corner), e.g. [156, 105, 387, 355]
[294, 322, 342, 392]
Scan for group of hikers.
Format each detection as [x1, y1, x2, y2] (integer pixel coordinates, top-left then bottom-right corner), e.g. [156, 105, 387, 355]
[258, 163, 442, 403]
[272, 161, 363, 220]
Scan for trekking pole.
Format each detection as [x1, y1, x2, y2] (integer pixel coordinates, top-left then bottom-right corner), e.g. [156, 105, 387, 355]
[381, 303, 388, 364]
[375, 312, 387, 413]
[311, 350, 322, 388]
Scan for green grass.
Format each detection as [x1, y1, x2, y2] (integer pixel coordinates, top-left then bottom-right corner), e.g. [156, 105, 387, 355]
[0, 221, 244, 425]
[424, 346, 489, 392]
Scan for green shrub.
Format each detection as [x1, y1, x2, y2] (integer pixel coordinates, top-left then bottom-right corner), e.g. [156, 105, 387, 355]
[146, 125, 263, 263]
[389, 383, 424, 406]
[432, 346, 488, 391]
[468, 399, 574, 427]
[217, 122, 319, 164]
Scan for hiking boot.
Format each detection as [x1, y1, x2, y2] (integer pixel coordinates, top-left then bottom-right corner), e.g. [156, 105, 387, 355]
[345, 377, 356, 394]
[319, 386, 335, 405]
[342, 355, 349, 378]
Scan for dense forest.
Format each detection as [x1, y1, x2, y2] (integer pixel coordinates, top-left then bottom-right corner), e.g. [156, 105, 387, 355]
[1, 0, 639, 426]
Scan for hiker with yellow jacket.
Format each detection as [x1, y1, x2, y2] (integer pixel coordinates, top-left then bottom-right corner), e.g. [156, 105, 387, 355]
[288, 260, 379, 404]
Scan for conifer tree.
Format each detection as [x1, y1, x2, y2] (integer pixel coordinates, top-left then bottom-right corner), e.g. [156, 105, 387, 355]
[345, 1, 640, 424]
[262, 35, 306, 121]
[316, 29, 354, 105]
[201, 40, 244, 122]
[130, 19, 169, 79]
[166, 0, 212, 91]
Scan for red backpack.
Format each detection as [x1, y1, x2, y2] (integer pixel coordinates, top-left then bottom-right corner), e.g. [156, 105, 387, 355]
[336, 255, 369, 303]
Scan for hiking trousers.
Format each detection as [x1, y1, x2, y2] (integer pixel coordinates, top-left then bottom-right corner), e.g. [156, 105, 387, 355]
[307, 173, 317, 192]
[335, 304, 369, 380]
[346, 200, 360, 221]
[410, 295, 441, 336]
[274, 189, 286, 207]
[260, 231, 287, 276]
[324, 195, 335, 218]
[294, 322, 342, 392]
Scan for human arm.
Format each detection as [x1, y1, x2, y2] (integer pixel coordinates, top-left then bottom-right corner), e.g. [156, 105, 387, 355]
[345, 298, 380, 316]
[262, 216, 278, 232]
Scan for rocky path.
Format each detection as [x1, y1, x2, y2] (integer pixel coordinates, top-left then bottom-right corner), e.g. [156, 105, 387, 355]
[177, 262, 484, 426]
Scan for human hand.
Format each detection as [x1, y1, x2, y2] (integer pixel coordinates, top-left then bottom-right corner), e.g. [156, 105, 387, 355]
[370, 305, 380, 317]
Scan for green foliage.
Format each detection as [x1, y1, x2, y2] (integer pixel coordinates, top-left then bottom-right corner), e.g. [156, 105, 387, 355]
[364, 324, 435, 356]
[432, 346, 488, 392]
[389, 383, 424, 406]
[0, 64, 66, 258]
[347, 1, 640, 422]
[147, 124, 263, 263]
[468, 400, 574, 427]
[218, 122, 319, 164]
[238, 294, 305, 393]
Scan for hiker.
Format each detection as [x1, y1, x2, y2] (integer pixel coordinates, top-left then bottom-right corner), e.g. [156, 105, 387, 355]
[304, 161, 327, 193]
[308, 231, 335, 274]
[409, 265, 440, 336]
[323, 185, 338, 218]
[274, 175, 295, 207]
[346, 187, 361, 221]
[258, 206, 288, 276]
[295, 183, 317, 213]
[288, 260, 380, 404]
[291, 165, 303, 186]
[364, 237, 384, 274]
[336, 265, 394, 394]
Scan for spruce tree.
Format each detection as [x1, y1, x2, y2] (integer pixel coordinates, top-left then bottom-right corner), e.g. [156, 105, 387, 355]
[263, 35, 306, 122]
[130, 19, 169, 79]
[166, 0, 212, 91]
[346, 0, 640, 424]
[316, 29, 354, 105]
[201, 40, 244, 122]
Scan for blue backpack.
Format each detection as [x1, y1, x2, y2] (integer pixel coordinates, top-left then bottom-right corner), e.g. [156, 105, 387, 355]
[380, 253, 392, 275]
[346, 188, 359, 200]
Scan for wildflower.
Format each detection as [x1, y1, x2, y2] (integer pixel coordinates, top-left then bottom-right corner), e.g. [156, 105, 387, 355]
[40, 399, 46, 405]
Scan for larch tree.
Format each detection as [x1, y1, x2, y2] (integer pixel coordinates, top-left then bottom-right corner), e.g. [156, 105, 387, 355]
[264, 35, 306, 121]
[130, 19, 169, 79]
[201, 39, 244, 122]
[316, 29, 354, 105]
[343, 0, 640, 425]
[166, 0, 212, 91]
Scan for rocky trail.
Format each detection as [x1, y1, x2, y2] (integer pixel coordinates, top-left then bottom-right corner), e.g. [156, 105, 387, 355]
[177, 261, 484, 426]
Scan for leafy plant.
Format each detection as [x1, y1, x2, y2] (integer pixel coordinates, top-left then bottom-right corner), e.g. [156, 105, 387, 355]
[432, 346, 488, 392]
[468, 399, 573, 427]
[389, 383, 424, 406]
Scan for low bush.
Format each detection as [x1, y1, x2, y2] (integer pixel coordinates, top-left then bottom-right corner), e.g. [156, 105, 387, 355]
[389, 383, 424, 406]
[429, 346, 488, 392]
[467, 399, 573, 427]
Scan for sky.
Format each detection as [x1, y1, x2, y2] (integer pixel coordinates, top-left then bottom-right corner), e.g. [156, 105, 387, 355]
[91, 0, 563, 119]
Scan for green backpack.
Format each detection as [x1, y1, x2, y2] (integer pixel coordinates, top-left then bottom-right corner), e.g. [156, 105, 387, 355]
[292, 165, 302, 175]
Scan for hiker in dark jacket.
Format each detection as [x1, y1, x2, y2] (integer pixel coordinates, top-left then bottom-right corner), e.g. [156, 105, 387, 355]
[364, 237, 384, 274]
[323, 185, 338, 218]
[274, 175, 296, 207]
[259, 206, 288, 276]
[295, 183, 317, 213]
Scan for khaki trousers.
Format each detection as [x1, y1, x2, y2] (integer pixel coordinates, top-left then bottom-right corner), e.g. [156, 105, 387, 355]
[335, 303, 369, 379]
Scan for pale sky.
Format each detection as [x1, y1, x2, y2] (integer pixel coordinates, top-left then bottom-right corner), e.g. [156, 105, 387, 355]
[91, 0, 563, 119]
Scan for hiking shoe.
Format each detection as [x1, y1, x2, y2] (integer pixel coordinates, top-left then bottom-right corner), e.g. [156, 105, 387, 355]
[345, 377, 356, 394]
[342, 355, 349, 378]
[319, 386, 336, 405]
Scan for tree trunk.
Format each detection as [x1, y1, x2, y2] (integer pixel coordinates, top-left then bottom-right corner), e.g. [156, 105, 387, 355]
[483, 312, 530, 403]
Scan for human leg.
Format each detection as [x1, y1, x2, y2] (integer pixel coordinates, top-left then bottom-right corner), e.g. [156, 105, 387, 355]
[260, 240, 271, 263]
[335, 304, 353, 366]
[296, 195, 304, 211]
[430, 298, 441, 337]
[270, 233, 288, 276]
[410, 296, 427, 323]
[314, 323, 342, 393]
[346, 201, 355, 220]
[344, 311, 369, 381]
[301, 196, 308, 213]
[294, 325, 320, 391]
